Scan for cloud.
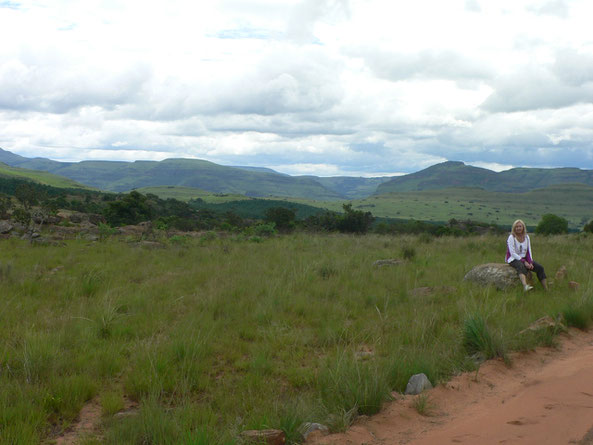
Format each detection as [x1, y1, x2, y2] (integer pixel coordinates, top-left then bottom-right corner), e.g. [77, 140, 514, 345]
[481, 66, 593, 113]
[286, 0, 351, 43]
[359, 48, 494, 83]
[465, 0, 481, 12]
[526, 0, 570, 18]
[0, 57, 152, 113]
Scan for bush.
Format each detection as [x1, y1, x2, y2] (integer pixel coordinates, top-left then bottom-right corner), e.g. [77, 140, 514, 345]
[535, 214, 568, 235]
[583, 219, 593, 233]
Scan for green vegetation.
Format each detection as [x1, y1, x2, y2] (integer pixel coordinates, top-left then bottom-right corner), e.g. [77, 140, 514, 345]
[535, 213, 569, 235]
[134, 186, 249, 203]
[376, 161, 593, 194]
[338, 185, 593, 230]
[0, 162, 92, 189]
[1, 232, 592, 444]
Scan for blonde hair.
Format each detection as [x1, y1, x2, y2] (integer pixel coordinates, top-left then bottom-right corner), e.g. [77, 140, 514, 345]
[511, 219, 527, 236]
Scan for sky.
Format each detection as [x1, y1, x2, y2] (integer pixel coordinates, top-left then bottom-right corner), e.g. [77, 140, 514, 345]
[1, 0, 593, 177]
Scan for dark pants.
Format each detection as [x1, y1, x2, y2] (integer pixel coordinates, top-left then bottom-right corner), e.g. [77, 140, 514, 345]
[509, 260, 547, 282]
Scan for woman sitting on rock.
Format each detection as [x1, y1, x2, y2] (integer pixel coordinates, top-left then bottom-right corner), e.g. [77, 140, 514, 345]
[506, 219, 548, 291]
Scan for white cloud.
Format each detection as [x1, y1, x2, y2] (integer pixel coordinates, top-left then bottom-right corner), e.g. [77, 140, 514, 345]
[1, 0, 593, 177]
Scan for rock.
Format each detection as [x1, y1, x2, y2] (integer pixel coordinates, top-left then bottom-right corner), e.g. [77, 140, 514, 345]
[374, 259, 405, 267]
[405, 373, 433, 395]
[0, 220, 13, 234]
[298, 423, 329, 442]
[463, 263, 522, 290]
[555, 266, 567, 280]
[69, 213, 83, 223]
[355, 345, 374, 360]
[519, 316, 565, 334]
[569, 281, 580, 291]
[240, 429, 286, 445]
[409, 286, 457, 297]
[87, 213, 105, 226]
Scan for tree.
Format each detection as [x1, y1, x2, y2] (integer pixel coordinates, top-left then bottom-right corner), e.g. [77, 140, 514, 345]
[14, 183, 38, 210]
[264, 207, 296, 233]
[583, 219, 593, 233]
[337, 203, 374, 234]
[535, 213, 568, 235]
[103, 191, 153, 226]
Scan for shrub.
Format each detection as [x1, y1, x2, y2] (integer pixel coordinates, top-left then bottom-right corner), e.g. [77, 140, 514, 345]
[583, 219, 593, 233]
[535, 213, 568, 235]
[401, 246, 416, 260]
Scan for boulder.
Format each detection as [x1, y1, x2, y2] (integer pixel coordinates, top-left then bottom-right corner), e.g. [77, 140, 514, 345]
[405, 373, 433, 395]
[463, 263, 522, 290]
[0, 220, 13, 234]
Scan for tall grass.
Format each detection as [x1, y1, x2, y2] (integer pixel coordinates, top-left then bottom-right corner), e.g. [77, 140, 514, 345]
[0, 233, 591, 443]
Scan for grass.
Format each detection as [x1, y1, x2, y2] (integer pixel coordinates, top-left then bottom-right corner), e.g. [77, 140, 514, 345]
[412, 393, 433, 416]
[0, 232, 592, 443]
[295, 185, 593, 230]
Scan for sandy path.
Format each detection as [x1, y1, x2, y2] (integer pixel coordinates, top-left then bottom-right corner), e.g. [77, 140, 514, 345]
[311, 328, 593, 445]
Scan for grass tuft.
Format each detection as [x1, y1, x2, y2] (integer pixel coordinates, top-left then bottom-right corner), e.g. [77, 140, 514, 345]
[462, 314, 506, 361]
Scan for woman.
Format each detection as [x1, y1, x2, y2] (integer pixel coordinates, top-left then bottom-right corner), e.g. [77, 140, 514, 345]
[505, 219, 548, 291]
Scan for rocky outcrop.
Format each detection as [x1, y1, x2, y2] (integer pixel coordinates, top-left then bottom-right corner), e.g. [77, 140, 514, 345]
[463, 263, 521, 290]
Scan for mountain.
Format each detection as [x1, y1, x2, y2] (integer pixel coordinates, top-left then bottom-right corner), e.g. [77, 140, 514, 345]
[0, 148, 374, 199]
[0, 162, 93, 189]
[376, 161, 593, 194]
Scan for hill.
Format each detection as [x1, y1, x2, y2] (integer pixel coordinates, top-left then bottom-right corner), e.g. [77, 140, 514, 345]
[354, 184, 593, 230]
[376, 161, 593, 194]
[0, 148, 388, 200]
[0, 162, 93, 189]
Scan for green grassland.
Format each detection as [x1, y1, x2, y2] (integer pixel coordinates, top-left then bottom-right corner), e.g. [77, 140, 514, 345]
[134, 186, 250, 203]
[288, 184, 593, 230]
[0, 163, 93, 190]
[1, 232, 592, 444]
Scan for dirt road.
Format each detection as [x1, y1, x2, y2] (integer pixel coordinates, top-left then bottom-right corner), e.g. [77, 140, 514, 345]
[312, 328, 593, 445]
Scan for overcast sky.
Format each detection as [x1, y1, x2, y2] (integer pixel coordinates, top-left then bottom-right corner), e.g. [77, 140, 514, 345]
[1, 0, 593, 176]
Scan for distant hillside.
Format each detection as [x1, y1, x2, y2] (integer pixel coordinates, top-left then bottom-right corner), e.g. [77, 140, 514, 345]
[376, 161, 593, 194]
[0, 162, 92, 189]
[356, 183, 593, 229]
[0, 148, 390, 200]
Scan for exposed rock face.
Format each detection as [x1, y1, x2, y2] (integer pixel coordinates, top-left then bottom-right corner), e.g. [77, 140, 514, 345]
[405, 373, 433, 395]
[463, 263, 521, 290]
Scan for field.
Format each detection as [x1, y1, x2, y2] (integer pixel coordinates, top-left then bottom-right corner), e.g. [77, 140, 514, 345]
[1, 232, 592, 444]
[134, 186, 250, 204]
[290, 184, 593, 230]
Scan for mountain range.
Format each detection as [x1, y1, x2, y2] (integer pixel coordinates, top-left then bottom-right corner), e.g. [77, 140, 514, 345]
[2, 148, 593, 200]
